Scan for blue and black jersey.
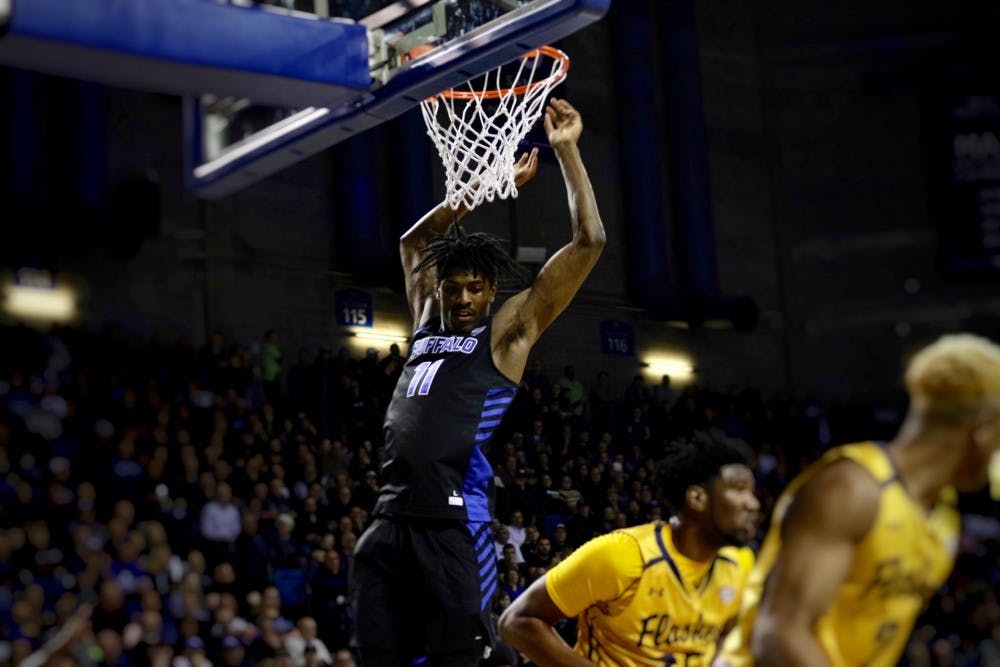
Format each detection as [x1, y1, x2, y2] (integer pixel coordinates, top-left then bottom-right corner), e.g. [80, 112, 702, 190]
[374, 317, 518, 522]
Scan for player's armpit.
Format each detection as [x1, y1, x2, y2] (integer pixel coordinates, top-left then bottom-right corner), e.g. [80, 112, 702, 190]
[545, 531, 643, 617]
[751, 459, 880, 667]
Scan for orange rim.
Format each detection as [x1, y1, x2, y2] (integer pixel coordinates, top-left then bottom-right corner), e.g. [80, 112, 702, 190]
[433, 45, 570, 101]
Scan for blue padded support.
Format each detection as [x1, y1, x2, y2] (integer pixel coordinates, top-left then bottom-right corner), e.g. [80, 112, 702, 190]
[0, 0, 369, 108]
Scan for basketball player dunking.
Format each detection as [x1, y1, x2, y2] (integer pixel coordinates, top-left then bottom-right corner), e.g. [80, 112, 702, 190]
[351, 98, 605, 666]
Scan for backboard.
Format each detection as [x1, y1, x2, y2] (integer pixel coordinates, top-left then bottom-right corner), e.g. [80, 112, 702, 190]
[185, 0, 610, 198]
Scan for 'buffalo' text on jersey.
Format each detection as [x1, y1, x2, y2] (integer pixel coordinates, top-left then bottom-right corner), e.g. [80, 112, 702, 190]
[546, 521, 754, 666]
[374, 318, 517, 522]
[717, 442, 960, 667]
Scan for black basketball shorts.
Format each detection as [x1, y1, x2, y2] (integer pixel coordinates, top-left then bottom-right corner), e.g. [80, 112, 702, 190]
[351, 517, 498, 662]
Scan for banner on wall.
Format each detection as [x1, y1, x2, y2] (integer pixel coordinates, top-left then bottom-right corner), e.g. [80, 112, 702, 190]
[335, 289, 373, 328]
[599, 319, 635, 357]
[934, 89, 1000, 277]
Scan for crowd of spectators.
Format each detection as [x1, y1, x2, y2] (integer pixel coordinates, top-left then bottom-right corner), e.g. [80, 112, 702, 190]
[0, 323, 997, 666]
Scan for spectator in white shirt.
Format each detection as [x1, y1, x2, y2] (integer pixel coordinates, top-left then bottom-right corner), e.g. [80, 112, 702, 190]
[493, 524, 523, 563]
[505, 510, 527, 551]
[200, 482, 242, 565]
[284, 616, 334, 667]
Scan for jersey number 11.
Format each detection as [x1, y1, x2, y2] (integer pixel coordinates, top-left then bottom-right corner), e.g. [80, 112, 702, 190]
[406, 359, 444, 397]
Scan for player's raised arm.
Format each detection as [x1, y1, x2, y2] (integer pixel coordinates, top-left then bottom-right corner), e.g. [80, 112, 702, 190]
[751, 460, 879, 667]
[493, 99, 605, 376]
[400, 150, 539, 329]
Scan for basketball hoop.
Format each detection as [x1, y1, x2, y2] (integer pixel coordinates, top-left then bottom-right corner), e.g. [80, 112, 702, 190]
[421, 46, 570, 211]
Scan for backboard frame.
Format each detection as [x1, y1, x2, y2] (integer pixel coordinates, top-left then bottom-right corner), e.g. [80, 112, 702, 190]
[185, 0, 610, 199]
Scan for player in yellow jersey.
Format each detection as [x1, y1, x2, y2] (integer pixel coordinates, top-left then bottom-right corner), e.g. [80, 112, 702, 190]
[714, 333, 1000, 667]
[498, 432, 760, 666]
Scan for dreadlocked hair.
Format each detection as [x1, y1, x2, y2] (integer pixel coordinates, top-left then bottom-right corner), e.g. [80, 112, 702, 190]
[655, 430, 752, 513]
[413, 223, 530, 286]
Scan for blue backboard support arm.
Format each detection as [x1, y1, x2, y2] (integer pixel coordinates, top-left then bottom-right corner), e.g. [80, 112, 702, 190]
[0, 0, 370, 108]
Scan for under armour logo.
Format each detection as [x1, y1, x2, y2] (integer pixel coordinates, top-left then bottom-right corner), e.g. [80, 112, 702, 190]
[649, 587, 665, 597]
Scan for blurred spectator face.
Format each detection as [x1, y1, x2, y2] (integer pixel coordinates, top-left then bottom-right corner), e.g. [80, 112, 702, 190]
[253, 483, 269, 503]
[304, 497, 317, 514]
[537, 539, 551, 557]
[334, 649, 357, 667]
[338, 517, 353, 535]
[214, 458, 234, 482]
[297, 616, 318, 640]
[138, 610, 163, 644]
[26, 521, 50, 549]
[325, 550, 341, 572]
[97, 629, 123, 663]
[276, 515, 295, 539]
[216, 603, 236, 629]
[554, 526, 567, 542]
[11, 599, 36, 631]
[214, 562, 236, 585]
[107, 517, 129, 544]
[188, 551, 207, 575]
[502, 545, 517, 565]
[504, 456, 517, 475]
[145, 521, 167, 546]
[525, 526, 539, 543]
[221, 642, 246, 666]
[510, 511, 524, 527]
[141, 589, 161, 612]
[931, 639, 955, 666]
[263, 586, 281, 611]
[341, 533, 357, 555]
[99, 580, 125, 612]
[200, 473, 217, 499]
[242, 513, 260, 534]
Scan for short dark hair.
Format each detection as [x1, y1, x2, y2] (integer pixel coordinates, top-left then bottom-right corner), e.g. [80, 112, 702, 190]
[655, 431, 751, 512]
[413, 223, 529, 286]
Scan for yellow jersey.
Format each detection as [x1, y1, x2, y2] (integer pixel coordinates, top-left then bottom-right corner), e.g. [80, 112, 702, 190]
[546, 521, 754, 666]
[718, 442, 960, 667]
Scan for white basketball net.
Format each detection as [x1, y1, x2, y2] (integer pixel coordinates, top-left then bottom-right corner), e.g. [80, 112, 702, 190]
[420, 46, 569, 211]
